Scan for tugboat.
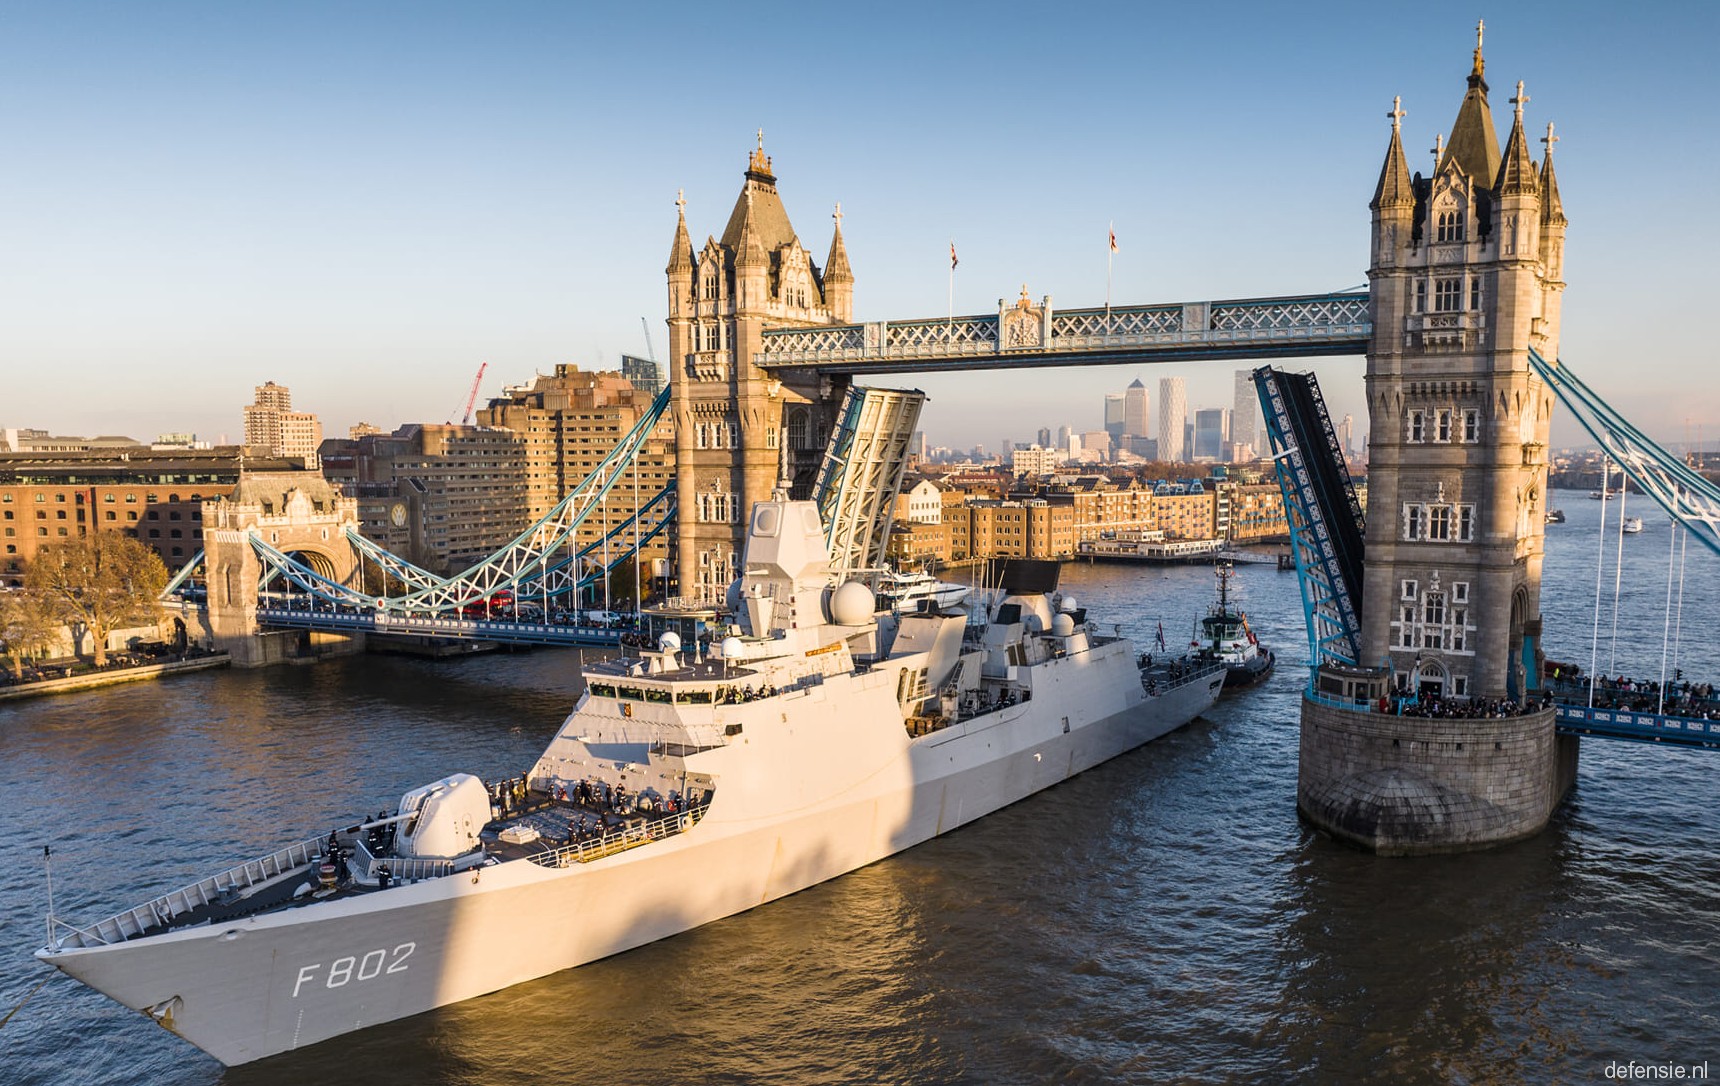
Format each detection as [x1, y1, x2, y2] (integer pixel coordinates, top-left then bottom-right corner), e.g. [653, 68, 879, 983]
[1194, 563, 1274, 689]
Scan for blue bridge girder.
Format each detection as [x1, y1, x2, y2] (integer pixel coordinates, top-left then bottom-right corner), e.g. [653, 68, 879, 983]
[1529, 349, 1720, 556]
[756, 292, 1371, 375]
[254, 603, 626, 648]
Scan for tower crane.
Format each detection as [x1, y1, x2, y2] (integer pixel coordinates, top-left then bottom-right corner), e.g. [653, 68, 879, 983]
[451, 362, 488, 426]
[640, 317, 658, 364]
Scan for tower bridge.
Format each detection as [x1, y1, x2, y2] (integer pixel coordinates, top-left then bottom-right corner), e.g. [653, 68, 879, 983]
[177, 32, 1720, 855]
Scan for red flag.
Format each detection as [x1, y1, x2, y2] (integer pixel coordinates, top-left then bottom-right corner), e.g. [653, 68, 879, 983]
[1109, 227, 1118, 254]
[950, 241, 958, 270]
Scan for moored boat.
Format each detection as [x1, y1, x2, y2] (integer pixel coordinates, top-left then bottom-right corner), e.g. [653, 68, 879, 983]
[1545, 508, 1565, 524]
[36, 488, 1224, 1067]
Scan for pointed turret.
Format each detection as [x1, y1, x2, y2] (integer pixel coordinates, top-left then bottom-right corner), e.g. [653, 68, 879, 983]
[667, 189, 694, 274]
[1495, 81, 1539, 197]
[1538, 121, 1566, 226]
[824, 202, 853, 322]
[1370, 97, 1414, 211]
[1440, 23, 1502, 183]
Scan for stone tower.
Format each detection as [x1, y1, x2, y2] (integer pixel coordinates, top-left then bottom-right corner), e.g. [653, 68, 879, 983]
[1295, 31, 1576, 855]
[665, 137, 853, 599]
[1363, 30, 1567, 701]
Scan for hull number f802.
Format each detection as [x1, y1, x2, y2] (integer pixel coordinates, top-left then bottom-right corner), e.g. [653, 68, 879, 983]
[292, 942, 415, 997]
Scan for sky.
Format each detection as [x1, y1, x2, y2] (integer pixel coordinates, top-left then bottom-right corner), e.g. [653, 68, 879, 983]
[3, 1, 1717, 453]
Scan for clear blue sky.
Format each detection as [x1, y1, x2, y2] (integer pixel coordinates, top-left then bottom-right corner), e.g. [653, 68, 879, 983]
[4, 1, 1715, 451]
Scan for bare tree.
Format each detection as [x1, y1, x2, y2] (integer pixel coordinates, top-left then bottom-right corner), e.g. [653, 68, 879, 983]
[26, 535, 168, 667]
[0, 588, 62, 679]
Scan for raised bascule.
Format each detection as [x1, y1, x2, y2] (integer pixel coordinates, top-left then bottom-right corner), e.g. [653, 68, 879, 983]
[174, 31, 1718, 853]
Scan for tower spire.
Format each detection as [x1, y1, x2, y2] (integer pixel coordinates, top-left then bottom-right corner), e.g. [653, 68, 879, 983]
[1443, 26, 1502, 182]
[1539, 121, 1566, 225]
[1495, 80, 1538, 196]
[1370, 96, 1414, 211]
[667, 188, 694, 273]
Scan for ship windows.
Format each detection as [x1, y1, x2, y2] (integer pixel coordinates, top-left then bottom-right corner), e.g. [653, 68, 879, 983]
[677, 689, 714, 705]
[645, 688, 672, 704]
[616, 685, 644, 701]
[588, 683, 617, 698]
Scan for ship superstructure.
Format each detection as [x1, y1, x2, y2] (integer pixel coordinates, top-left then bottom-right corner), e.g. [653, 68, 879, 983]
[38, 489, 1223, 1066]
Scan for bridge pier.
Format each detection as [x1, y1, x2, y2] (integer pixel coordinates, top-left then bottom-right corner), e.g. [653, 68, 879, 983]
[1299, 696, 1577, 855]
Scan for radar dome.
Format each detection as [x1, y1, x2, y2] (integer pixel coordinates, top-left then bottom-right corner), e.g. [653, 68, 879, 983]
[829, 580, 876, 625]
[1052, 613, 1076, 637]
[720, 636, 745, 661]
[1058, 595, 1079, 614]
[657, 631, 682, 653]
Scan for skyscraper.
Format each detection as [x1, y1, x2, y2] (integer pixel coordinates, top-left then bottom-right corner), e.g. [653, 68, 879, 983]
[1103, 393, 1126, 440]
[1232, 370, 1260, 455]
[1194, 408, 1228, 460]
[1124, 378, 1150, 438]
[1158, 376, 1187, 462]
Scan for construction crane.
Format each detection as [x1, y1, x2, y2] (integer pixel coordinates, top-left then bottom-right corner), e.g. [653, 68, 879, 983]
[640, 317, 658, 364]
[451, 362, 488, 426]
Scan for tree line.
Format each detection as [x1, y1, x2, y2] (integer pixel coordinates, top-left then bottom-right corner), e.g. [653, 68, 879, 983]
[0, 534, 168, 677]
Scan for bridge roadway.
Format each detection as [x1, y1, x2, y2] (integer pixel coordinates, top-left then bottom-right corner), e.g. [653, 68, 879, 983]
[255, 605, 625, 648]
[755, 291, 1370, 375]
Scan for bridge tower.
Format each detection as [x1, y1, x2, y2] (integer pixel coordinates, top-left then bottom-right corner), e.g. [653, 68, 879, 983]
[1298, 31, 1578, 853]
[665, 137, 852, 599]
[202, 472, 362, 667]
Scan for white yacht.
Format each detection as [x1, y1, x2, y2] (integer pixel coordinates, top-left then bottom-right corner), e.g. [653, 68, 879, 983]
[37, 490, 1224, 1066]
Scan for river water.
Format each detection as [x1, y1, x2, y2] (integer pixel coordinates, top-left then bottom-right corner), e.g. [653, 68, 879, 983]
[3, 489, 1716, 1085]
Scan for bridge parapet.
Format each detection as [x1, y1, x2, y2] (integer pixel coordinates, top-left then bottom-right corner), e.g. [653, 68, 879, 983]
[757, 291, 1370, 372]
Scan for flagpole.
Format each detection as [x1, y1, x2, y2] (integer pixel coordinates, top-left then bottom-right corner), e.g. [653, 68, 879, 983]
[947, 239, 955, 323]
[1105, 222, 1115, 327]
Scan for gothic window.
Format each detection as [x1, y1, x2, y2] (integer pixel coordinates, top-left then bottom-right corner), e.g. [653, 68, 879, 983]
[1434, 278, 1462, 312]
[1453, 582, 1468, 603]
[1408, 410, 1426, 443]
[1470, 277, 1482, 310]
[1453, 675, 1469, 695]
[1462, 409, 1480, 442]
[1436, 210, 1465, 243]
[1400, 606, 1416, 648]
[786, 408, 810, 449]
[1451, 611, 1468, 652]
[1429, 505, 1451, 540]
[1415, 280, 1427, 313]
[766, 427, 778, 449]
[1423, 593, 1445, 648]
[1436, 410, 1453, 442]
[1403, 504, 1425, 540]
[1401, 579, 1418, 600]
[701, 270, 719, 302]
[1457, 504, 1476, 541]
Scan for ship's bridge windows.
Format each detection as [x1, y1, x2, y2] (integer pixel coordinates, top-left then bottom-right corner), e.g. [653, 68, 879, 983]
[676, 689, 714, 705]
[589, 682, 618, 698]
[644, 688, 672, 705]
[616, 685, 645, 701]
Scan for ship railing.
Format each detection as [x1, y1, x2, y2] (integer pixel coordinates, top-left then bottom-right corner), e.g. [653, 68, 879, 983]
[529, 803, 709, 869]
[50, 836, 330, 950]
[1141, 656, 1226, 696]
[347, 836, 464, 883]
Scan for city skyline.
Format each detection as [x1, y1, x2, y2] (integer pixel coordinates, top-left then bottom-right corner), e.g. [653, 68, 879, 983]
[5, 4, 1717, 451]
